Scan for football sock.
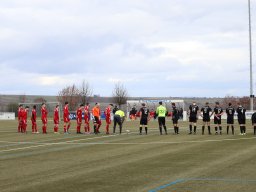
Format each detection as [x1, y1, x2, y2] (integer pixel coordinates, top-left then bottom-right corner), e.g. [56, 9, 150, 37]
[227, 126, 229, 134]
[240, 126, 242, 134]
[254, 126, 256, 135]
[164, 126, 167, 134]
[202, 126, 205, 134]
[189, 125, 192, 133]
[219, 126, 222, 134]
[64, 125, 67, 133]
[208, 126, 211, 134]
[106, 125, 109, 133]
[231, 126, 234, 135]
[139, 127, 142, 134]
[159, 126, 162, 135]
[94, 125, 97, 133]
[145, 127, 148, 134]
[194, 126, 197, 133]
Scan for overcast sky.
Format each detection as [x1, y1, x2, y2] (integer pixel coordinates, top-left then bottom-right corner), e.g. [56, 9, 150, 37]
[0, 0, 255, 97]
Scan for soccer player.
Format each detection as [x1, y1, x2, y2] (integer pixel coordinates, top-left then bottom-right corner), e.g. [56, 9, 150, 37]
[17, 104, 23, 133]
[188, 102, 199, 134]
[113, 109, 125, 134]
[104, 104, 113, 134]
[236, 102, 246, 135]
[156, 101, 168, 135]
[54, 104, 60, 134]
[31, 105, 38, 134]
[84, 103, 91, 134]
[213, 102, 223, 135]
[92, 103, 101, 134]
[251, 112, 256, 135]
[63, 101, 71, 134]
[139, 103, 150, 135]
[226, 103, 235, 135]
[22, 106, 29, 133]
[172, 103, 179, 134]
[41, 103, 48, 134]
[76, 104, 84, 134]
[200, 102, 212, 135]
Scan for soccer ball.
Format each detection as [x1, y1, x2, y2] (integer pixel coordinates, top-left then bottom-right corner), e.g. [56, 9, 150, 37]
[126, 129, 130, 133]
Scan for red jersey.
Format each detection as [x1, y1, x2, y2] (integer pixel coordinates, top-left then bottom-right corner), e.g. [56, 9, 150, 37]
[63, 105, 70, 121]
[31, 109, 37, 122]
[22, 109, 28, 121]
[18, 107, 23, 120]
[76, 108, 83, 120]
[54, 108, 59, 121]
[104, 107, 111, 119]
[84, 106, 90, 120]
[41, 107, 48, 120]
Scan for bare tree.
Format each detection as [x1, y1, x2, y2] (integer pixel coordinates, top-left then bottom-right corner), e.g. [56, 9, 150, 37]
[79, 80, 93, 104]
[112, 82, 128, 108]
[33, 97, 47, 103]
[57, 84, 80, 111]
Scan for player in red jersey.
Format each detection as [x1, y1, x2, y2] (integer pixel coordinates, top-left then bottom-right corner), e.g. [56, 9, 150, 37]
[76, 104, 84, 134]
[63, 101, 71, 134]
[53, 105, 60, 133]
[17, 104, 23, 132]
[22, 106, 29, 133]
[84, 103, 91, 134]
[104, 104, 113, 134]
[41, 103, 48, 134]
[31, 105, 38, 133]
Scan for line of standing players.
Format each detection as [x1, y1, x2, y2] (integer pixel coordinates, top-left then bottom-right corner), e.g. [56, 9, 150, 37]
[17, 102, 125, 135]
[137, 101, 256, 136]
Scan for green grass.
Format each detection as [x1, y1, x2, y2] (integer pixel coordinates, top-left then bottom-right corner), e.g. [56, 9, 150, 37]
[1, 119, 256, 192]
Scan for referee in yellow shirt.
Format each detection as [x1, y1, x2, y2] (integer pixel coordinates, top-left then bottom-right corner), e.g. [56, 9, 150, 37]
[156, 101, 168, 135]
[113, 109, 125, 134]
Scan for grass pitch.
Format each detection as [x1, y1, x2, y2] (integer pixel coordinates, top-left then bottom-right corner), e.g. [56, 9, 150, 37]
[1, 119, 256, 192]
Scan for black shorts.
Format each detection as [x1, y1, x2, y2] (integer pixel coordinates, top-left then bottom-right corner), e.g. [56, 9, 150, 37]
[203, 116, 210, 122]
[189, 116, 197, 123]
[158, 117, 166, 126]
[172, 118, 178, 124]
[214, 117, 221, 124]
[238, 118, 246, 125]
[140, 117, 148, 125]
[227, 117, 234, 124]
[93, 116, 100, 124]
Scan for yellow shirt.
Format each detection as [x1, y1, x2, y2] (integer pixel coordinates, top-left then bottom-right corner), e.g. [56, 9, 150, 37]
[115, 110, 125, 117]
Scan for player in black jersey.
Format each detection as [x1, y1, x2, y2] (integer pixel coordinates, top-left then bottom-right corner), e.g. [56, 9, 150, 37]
[139, 103, 150, 135]
[251, 112, 256, 135]
[200, 102, 212, 135]
[236, 102, 246, 135]
[172, 103, 179, 134]
[188, 102, 199, 134]
[212, 102, 223, 135]
[226, 103, 235, 135]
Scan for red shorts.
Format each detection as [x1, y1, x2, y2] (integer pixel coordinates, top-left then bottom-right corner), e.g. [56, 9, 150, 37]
[64, 117, 70, 123]
[106, 118, 111, 124]
[77, 118, 82, 124]
[42, 119, 47, 124]
[54, 119, 59, 124]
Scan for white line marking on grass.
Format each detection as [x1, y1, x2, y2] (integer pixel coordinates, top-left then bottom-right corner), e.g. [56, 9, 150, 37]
[1, 136, 256, 149]
[0, 134, 118, 153]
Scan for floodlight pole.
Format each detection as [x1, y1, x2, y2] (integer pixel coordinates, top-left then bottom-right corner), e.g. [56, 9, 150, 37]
[248, 0, 254, 111]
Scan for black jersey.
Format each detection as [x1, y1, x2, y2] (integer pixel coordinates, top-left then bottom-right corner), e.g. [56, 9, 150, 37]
[201, 106, 212, 118]
[140, 107, 149, 119]
[172, 107, 179, 119]
[189, 105, 199, 117]
[214, 107, 223, 117]
[226, 106, 235, 117]
[236, 106, 246, 119]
